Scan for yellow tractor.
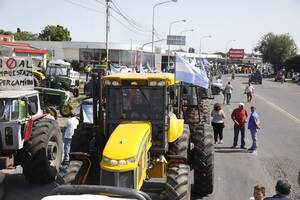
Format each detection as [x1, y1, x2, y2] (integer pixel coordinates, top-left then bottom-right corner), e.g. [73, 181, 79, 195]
[56, 72, 214, 199]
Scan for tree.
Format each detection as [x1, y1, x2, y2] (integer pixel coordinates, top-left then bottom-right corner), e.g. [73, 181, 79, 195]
[39, 25, 71, 41]
[0, 29, 13, 35]
[14, 31, 39, 40]
[255, 33, 297, 72]
[284, 55, 300, 72]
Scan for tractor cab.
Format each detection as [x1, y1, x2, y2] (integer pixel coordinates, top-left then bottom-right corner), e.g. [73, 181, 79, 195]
[0, 90, 42, 151]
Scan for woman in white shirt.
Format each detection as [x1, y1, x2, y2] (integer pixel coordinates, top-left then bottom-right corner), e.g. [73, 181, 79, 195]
[211, 103, 225, 144]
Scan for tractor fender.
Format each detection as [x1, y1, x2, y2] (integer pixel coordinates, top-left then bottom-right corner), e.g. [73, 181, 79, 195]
[24, 114, 46, 141]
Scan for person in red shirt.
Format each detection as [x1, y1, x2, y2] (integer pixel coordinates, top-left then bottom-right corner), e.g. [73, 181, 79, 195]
[231, 102, 248, 148]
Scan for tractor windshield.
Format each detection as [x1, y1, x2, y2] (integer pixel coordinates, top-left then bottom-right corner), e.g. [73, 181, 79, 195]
[107, 87, 165, 121]
[0, 99, 20, 121]
[45, 66, 68, 76]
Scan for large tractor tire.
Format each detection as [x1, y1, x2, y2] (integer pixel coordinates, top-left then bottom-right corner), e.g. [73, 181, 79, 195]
[190, 124, 214, 197]
[199, 99, 211, 124]
[60, 104, 73, 118]
[21, 119, 63, 184]
[168, 124, 190, 158]
[165, 163, 191, 200]
[56, 160, 84, 185]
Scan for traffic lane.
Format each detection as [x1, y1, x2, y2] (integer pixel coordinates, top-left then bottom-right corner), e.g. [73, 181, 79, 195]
[203, 75, 299, 200]
[202, 89, 274, 200]
[240, 75, 300, 121]
[232, 75, 300, 199]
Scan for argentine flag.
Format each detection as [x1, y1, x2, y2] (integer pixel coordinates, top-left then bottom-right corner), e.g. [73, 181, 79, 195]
[175, 53, 209, 89]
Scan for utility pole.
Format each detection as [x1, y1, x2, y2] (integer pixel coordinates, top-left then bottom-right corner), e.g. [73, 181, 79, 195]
[105, 0, 111, 71]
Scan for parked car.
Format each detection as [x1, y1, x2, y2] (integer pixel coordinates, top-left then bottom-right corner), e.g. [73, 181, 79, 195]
[249, 72, 262, 84]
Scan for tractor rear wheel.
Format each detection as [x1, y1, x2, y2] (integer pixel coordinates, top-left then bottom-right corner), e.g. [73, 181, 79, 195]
[168, 124, 190, 158]
[190, 124, 214, 197]
[21, 119, 63, 184]
[199, 99, 211, 124]
[60, 104, 73, 117]
[165, 163, 191, 200]
[56, 160, 84, 185]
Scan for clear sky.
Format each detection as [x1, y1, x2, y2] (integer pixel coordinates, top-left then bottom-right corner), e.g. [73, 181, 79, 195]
[0, 0, 299, 53]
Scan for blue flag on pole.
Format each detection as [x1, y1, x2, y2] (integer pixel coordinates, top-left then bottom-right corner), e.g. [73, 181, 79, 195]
[175, 53, 209, 89]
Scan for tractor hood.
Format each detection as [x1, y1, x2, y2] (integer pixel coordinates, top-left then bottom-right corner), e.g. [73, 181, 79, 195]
[102, 122, 151, 160]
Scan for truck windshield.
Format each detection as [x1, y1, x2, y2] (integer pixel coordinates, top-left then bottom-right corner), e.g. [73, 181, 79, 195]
[0, 99, 19, 121]
[107, 87, 165, 121]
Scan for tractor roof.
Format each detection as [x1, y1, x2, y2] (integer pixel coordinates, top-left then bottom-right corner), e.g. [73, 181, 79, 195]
[0, 90, 38, 99]
[103, 73, 175, 86]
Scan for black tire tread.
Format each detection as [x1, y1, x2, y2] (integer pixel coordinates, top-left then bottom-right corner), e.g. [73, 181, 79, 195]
[56, 160, 83, 185]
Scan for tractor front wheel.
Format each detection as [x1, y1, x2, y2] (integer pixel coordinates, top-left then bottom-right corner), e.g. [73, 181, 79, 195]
[60, 104, 73, 117]
[165, 163, 191, 200]
[21, 119, 63, 184]
[56, 160, 84, 185]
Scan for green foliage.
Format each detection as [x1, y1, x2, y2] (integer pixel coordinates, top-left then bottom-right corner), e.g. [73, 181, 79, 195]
[255, 33, 297, 72]
[14, 31, 39, 40]
[0, 29, 13, 35]
[284, 55, 300, 72]
[39, 25, 72, 41]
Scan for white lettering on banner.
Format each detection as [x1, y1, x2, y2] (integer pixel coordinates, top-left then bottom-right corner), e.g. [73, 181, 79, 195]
[0, 57, 34, 90]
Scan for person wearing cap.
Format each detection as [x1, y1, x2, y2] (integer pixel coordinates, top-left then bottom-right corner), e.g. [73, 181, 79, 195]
[231, 103, 248, 149]
[248, 106, 260, 153]
[264, 179, 291, 200]
[62, 112, 79, 166]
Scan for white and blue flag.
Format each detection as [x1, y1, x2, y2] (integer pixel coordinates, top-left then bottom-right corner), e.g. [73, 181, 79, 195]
[175, 53, 209, 89]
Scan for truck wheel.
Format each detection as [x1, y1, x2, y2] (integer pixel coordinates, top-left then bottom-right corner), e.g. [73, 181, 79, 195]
[60, 104, 73, 117]
[190, 124, 214, 197]
[48, 106, 58, 120]
[21, 119, 63, 184]
[73, 87, 80, 97]
[166, 164, 191, 200]
[168, 124, 189, 158]
[56, 160, 84, 185]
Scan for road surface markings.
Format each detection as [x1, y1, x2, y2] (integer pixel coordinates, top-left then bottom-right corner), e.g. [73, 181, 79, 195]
[254, 93, 300, 125]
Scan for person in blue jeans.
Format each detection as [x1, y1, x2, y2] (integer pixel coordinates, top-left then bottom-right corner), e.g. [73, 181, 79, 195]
[248, 106, 260, 152]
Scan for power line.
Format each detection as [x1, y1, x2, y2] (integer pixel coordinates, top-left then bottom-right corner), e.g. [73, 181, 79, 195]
[64, 0, 104, 13]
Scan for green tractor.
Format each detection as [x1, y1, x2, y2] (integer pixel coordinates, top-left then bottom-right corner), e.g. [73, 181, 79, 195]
[35, 87, 73, 119]
[42, 60, 80, 97]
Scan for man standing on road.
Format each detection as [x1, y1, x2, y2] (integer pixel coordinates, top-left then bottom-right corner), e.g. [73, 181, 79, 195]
[245, 83, 255, 102]
[224, 81, 233, 104]
[62, 113, 79, 166]
[264, 180, 291, 200]
[248, 106, 260, 153]
[231, 103, 248, 149]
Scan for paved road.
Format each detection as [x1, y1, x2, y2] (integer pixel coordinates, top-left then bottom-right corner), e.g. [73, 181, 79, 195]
[201, 74, 300, 200]
[1, 75, 300, 200]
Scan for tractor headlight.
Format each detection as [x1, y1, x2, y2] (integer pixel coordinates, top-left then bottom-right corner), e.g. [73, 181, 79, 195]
[110, 160, 118, 166]
[5, 127, 13, 145]
[112, 81, 120, 86]
[157, 81, 165, 86]
[104, 80, 111, 85]
[103, 156, 110, 163]
[118, 160, 127, 165]
[149, 81, 157, 86]
[127, 157, 135, 163]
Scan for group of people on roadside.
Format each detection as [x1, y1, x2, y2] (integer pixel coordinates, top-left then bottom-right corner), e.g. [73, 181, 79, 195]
[211, 102, 259, 153]
[249, 179, 293, 200]
[223, 81, 255, 104]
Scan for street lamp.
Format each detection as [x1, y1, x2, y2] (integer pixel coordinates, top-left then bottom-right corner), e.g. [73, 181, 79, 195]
[152, 0, 177, 71]
[179, 29, 194, 50]
[167, 19, 186, 67]
[141, 39, 166, 72]
[199, 35, 212, 55]
[225, 39, 236, 68]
